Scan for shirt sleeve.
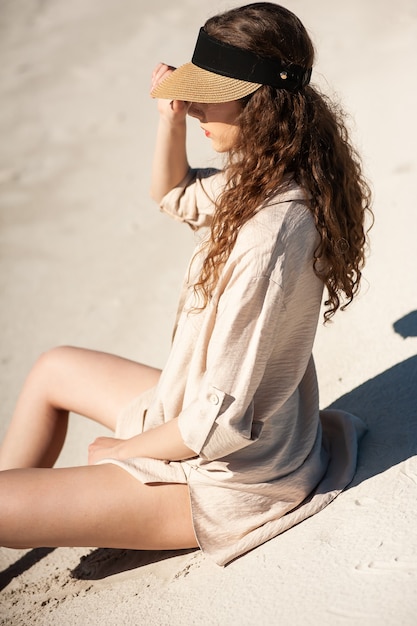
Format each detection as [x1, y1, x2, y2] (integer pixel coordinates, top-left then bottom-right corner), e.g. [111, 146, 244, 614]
[177, 272, 285, 460]
[159, 168, 224, 230]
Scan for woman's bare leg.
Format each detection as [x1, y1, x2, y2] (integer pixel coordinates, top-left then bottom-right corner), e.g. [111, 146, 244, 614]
[0, 464, 198, 551]
[0, 346, 161, 470]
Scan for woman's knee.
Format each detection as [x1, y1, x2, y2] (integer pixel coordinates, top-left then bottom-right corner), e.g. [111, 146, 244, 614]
[26, 346, 76, 400]
[32, 346, 75, 378]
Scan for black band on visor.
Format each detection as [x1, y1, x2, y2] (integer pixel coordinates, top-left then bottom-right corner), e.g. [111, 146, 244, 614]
[192, 28, 312, 91]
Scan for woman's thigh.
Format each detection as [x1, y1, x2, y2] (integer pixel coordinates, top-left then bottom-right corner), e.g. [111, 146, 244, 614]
[37, 346, 162, 431]
[0, 464, 198, 551]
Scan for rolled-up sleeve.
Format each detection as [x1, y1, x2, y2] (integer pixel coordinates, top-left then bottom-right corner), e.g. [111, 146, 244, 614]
[177, 270, 286, 460]
[159, 168, 224, 230]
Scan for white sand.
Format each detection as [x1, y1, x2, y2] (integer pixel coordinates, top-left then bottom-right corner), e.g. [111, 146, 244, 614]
[1, 1, 416, 624]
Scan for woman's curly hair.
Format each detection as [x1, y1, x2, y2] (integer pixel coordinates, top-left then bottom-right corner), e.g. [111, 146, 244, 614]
[193, 2, 373, 322]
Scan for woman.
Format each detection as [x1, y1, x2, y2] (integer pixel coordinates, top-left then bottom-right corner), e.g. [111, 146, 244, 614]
[0, 3, 371, 566]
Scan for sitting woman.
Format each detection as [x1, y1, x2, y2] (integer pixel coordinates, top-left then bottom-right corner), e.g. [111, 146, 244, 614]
[0, 2, 371, 566]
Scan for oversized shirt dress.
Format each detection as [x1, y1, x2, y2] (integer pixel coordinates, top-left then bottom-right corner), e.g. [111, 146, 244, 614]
[98, 168, 366, 566]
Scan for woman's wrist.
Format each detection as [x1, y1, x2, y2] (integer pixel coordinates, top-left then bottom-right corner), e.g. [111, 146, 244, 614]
[114, 435, 145, 461]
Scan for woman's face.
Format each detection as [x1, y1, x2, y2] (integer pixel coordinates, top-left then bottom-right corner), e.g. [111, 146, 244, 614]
[188, 100, 242, 152]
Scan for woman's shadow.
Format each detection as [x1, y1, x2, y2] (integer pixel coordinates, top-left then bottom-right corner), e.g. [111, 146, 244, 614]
[1, 350, 416, 586]
[338, 310, 417, 487]
[330, 353, 417, 487]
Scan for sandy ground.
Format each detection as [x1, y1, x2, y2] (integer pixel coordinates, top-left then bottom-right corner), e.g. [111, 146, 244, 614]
[1, 0, 416, 624]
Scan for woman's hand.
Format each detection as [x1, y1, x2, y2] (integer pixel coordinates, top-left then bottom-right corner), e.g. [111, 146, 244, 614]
[150, 63, 190, 120]
[88, 436, 124, 465]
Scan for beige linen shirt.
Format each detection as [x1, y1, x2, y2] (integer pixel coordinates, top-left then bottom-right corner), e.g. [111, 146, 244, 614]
[101, 169, 366, 566]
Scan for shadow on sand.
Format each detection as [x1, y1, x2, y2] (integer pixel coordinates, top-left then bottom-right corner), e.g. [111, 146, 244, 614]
[329, 353, 417, 487]
[70, 547, 197, 580]
[393, 310, 417, 339]
[1, 354, 416, 585]
[0, 547, 56, 591]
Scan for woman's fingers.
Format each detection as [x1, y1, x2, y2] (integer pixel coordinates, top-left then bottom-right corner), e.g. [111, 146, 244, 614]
[150, 63, 190, 119]
[88, 436, 121, 465]
[150, 62, 176, 93]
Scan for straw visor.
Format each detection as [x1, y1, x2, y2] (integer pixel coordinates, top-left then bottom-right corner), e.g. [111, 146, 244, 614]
[151, 63, 262, 104]
[151, 28, 311, 103]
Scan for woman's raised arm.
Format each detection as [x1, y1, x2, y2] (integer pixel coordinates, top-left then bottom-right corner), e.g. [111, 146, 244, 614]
[150, 63, 191, 203]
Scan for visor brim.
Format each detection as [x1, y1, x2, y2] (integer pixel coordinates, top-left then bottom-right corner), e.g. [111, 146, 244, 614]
[151, 62, 261, 103]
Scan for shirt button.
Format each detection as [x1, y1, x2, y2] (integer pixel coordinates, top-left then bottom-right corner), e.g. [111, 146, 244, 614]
[209, 394, 219, 405]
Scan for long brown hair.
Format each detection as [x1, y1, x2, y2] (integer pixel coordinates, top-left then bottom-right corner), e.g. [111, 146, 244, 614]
[193, 2, 372, 322]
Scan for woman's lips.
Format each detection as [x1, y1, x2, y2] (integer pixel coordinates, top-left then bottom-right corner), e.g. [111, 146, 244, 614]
[204, 129, 211, 137]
